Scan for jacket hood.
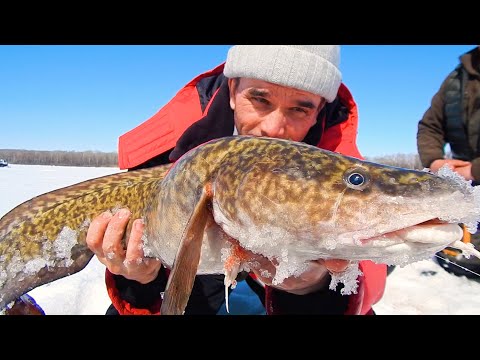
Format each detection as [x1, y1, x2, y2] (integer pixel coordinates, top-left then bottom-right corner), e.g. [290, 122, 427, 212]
[461, 46, 480, 78]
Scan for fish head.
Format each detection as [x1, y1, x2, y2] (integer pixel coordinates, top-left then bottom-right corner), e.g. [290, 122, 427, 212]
[210, 137, 479, 269]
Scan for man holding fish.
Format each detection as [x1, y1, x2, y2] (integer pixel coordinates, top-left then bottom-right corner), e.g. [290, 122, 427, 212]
[85, 45, 387, 315]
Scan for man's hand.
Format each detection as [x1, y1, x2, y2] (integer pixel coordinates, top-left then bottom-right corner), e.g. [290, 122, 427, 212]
[241, 248, 349, 295]
[452, 163, 474, 181]
[86, 208, 162, 284]
[430, 159, 473, 180]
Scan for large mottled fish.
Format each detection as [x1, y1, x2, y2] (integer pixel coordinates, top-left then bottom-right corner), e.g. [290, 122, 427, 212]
[1, 136, 480, 315]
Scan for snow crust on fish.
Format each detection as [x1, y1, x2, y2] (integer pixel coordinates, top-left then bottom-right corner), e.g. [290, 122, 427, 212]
[0, 224, 81, 307]
[213, 165, 480, 296]
[434, 165, 480, 233]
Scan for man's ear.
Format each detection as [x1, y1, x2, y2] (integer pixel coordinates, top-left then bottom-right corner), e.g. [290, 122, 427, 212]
[227, 78, 237, 111]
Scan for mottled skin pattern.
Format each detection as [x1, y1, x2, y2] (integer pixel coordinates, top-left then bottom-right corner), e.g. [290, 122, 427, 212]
[218, 145, 440, 231]
[210, 138, 461, 262]
[0, 164, 170, 309]
[150, 136, 462, 273]
[0, 136, 468, 311]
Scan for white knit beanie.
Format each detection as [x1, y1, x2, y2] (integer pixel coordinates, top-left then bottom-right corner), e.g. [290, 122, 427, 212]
[224, 45, 342, 103]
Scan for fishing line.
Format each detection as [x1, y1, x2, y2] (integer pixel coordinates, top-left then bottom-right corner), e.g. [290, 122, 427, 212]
[433, 254, 480, 278]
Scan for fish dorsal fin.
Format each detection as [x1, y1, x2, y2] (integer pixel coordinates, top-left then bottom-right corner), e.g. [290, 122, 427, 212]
[160, 184, 213, 315]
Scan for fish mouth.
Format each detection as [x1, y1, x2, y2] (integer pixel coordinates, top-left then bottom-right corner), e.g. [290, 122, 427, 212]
[362, 218, 463, 247]
[325, 218, 466, 265]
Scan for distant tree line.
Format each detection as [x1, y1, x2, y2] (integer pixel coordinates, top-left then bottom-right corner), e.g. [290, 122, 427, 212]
[365, 153, 423, 170]
[0, 148, 425, 170]
[0, 149, 118, 167]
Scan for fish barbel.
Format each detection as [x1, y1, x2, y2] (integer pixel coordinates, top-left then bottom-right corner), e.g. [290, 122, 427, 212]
[1, 135, 480, 314]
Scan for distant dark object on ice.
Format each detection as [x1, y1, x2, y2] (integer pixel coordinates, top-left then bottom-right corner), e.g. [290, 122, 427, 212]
[0, 159, 8, 167]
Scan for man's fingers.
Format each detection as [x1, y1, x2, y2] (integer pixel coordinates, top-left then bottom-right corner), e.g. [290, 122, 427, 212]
[323, 259, 350, 273]
[123, 218, 162, 283]
[86, 211, 113, 254]
[86, 209, 162, 283]
[125, 219, 146, 263]
[448, 159, 471, 166]
[102, 208, 130, 259]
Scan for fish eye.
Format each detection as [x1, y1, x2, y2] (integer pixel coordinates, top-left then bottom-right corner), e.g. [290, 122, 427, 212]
[348, 173, 364, 186]
[344, 168, 369, 190]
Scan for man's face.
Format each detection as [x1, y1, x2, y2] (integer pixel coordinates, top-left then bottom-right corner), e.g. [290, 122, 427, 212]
[228, 78, 325, 141]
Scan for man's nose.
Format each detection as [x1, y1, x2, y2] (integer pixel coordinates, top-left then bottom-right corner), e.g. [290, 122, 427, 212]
[260, 111, 287, 138]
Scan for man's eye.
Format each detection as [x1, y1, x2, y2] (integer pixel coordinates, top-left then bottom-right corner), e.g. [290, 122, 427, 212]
[292, 107, 308, 114]
[253, 97, 269, 105]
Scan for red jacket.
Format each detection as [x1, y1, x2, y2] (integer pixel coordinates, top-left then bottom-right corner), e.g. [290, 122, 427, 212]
[110, 63, 386, 315]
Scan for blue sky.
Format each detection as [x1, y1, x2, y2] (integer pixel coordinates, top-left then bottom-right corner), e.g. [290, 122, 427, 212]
[0, 45, 475, 158]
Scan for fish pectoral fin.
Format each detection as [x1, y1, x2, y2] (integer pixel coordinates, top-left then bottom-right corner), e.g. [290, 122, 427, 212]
[160, 184, 213, 315]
